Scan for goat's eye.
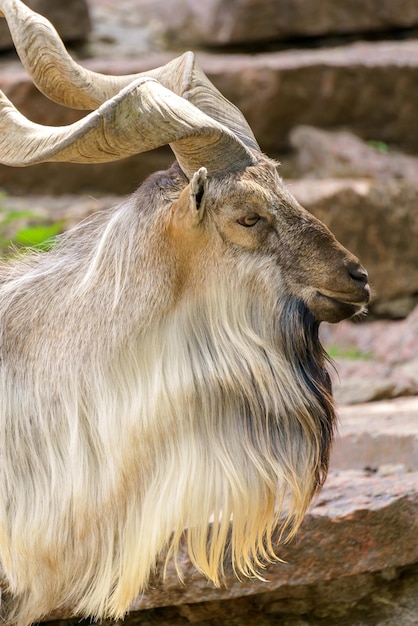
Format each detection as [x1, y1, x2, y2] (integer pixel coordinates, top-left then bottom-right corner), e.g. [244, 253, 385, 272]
[237, 214, 260, 227]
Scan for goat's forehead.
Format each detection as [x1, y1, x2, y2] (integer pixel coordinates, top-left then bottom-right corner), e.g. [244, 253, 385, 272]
[209, 166, 292, 212]
[214, 160, 279, 190]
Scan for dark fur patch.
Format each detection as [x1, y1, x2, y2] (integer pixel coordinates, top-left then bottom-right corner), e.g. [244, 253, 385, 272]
[280, 298, 336, 485]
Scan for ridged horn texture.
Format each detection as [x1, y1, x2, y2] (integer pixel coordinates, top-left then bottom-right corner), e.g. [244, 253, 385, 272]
[0, 78, 256, 178]
[0, 0, 259, 177]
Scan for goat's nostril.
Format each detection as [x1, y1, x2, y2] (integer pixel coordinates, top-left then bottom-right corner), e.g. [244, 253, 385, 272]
[347, 261, 368, 284]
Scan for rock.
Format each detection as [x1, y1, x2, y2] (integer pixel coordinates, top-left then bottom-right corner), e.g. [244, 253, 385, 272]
[86, 0, 166, 58]
[0, 0, 91, 50]
[320, 305, 418, 366]
[289, 125, 418, 183]
[44, 563, 418, 625]
[289, 179, 418, 309]
[320, 307, 418, 402]
[372, 295, 418, 319]
[398, 358, 418, 387]
[129, 0, 418, 48]
[332, 397, 418, 472]
[319, 308, 418, 403]
[332, 366, 418, 405]
[0, 194, 121, 236]
[192, 41, 418, 155]
[0, 150, 174, 196]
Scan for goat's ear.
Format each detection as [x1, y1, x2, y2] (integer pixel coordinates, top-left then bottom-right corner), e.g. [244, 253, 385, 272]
[171, 167, 208, 229]
[190, 167, 207, 221]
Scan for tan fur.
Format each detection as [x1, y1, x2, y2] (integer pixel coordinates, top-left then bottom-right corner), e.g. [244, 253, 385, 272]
[0, 160, 369, 625]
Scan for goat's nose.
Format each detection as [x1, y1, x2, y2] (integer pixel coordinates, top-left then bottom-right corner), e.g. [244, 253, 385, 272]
[347, 260, 368, 285]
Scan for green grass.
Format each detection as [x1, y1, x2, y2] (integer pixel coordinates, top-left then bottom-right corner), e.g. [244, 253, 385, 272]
[366, 140, 389, 154]
[326, 345, 373, 360]
[0, 195, 65, 256]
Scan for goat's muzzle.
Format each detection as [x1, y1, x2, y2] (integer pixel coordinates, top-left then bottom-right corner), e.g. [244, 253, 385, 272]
[310, 258, 370, 323]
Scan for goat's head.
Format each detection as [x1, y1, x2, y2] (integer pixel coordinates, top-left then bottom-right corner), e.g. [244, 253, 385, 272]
[0, 0, 370, 621]
[169, 162, 368, 325]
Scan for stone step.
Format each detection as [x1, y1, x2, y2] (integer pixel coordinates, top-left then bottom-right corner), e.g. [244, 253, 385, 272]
[0, 0, 91, 51]
[333, 397, 418, 472]
[128, 0, 418, 47]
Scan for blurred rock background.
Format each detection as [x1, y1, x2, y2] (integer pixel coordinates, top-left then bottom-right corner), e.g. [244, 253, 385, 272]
[0, 1, 417, 624]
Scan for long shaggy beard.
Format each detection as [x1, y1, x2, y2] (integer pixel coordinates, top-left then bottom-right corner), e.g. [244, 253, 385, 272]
[111, 286, 337, 605]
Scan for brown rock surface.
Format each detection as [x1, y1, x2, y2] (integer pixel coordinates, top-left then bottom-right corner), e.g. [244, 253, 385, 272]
[320, 305, 418, 366]
[332, 397, 418, 471]
[123, 0, 418, 48]
[0, 0, 91, 50]
[289, 125, 418, 182]
[201, 40, 418, 154]
[330, 362, 418, 405]
[321, 306, 418, 403]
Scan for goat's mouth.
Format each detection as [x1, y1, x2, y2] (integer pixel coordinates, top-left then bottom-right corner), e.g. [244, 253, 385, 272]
[310, 286, 370, 323]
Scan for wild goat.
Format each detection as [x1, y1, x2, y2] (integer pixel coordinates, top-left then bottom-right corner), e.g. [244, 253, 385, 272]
[0, 0, 370, 624]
